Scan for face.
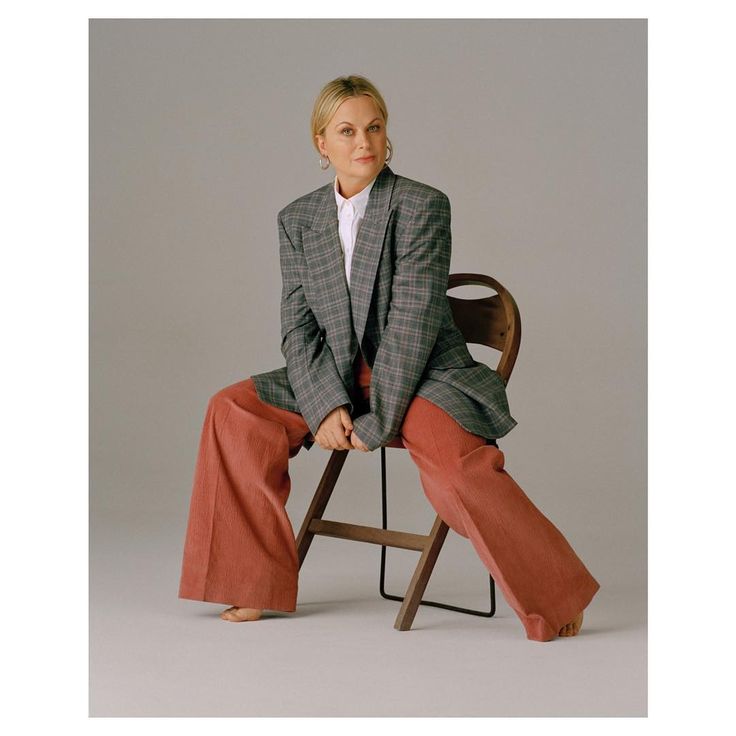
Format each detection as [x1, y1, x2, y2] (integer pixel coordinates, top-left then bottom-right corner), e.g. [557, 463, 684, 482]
[315, 95, 387, 196]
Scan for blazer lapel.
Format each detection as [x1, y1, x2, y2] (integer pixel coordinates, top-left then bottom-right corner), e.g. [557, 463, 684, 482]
[348, 165, 395, 345]
[302, 185, 355, 376]
[303, 164, 397, 350]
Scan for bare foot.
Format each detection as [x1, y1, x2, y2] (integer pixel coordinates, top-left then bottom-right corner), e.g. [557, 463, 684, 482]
[220, 606, 263, 622]
[558, 610, 584, 637]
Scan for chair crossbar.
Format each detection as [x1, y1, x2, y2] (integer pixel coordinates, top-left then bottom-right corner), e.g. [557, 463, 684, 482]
[308, 519, 429, 551]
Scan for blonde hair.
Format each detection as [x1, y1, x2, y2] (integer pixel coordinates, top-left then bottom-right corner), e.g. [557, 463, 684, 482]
[310, 75, 391, 155]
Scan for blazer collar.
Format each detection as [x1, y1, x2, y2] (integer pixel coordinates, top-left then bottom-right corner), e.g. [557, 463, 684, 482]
[311, 163, 395, 233]
[306, 164, 397, 348]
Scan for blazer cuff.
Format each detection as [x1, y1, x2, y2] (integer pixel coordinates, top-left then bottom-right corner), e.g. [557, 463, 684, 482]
[294, 382, 354, 439]
[351, 412, 393, 452]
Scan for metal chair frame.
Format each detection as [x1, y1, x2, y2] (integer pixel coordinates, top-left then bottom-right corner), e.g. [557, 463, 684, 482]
[377, 444, 497, 617]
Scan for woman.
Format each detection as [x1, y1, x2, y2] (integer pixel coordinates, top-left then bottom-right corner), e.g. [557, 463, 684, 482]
[178, 75, 600, 641]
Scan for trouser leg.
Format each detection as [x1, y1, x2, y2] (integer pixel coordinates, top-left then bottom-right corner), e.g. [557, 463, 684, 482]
[398, 395, 601, 641]
[178, 378, 311, 611]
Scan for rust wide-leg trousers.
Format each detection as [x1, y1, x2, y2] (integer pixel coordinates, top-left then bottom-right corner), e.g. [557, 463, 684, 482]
[178, 354, 600, 641]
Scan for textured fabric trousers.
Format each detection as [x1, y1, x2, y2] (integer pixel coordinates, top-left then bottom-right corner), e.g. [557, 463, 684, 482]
[178, 353, 600, 641]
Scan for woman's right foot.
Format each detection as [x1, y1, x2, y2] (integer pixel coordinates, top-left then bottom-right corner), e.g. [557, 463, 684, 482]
[558, 610, 584, 637]
[220, 606, 263, 622]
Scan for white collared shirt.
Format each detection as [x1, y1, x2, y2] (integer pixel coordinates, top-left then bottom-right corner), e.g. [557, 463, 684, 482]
[334, 174, 377, 287]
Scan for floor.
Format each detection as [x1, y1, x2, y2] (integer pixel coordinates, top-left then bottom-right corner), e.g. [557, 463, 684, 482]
[90, 509, 646, 717]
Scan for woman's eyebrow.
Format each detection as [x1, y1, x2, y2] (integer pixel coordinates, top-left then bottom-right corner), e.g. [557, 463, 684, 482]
[334, 117, 381, 128]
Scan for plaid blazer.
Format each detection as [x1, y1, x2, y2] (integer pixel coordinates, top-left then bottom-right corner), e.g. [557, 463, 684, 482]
[251, 164, 517, 452]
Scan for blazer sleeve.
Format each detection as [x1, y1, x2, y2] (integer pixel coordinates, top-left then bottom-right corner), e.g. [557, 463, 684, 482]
[351, 192, 452, 451]
[278, 212, 354, 437]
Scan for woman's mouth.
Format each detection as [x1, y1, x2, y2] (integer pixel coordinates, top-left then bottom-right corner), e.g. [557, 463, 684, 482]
[355, 156, 375, 163]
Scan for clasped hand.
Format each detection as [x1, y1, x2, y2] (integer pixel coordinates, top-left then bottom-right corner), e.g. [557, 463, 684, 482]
[314, 405, 369, 452]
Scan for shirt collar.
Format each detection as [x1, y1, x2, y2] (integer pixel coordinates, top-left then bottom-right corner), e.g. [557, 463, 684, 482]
[334, 174, 377, 218]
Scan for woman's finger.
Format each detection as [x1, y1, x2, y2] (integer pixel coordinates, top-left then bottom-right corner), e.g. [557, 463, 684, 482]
[340, 408, 354, 432]
[328, 427, 348, 451]
[335, 429, 351, 450]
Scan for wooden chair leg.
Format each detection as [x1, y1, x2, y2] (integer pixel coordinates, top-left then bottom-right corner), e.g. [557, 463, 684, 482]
[296, 449, 349, 568]
[394, 515, 450, 631]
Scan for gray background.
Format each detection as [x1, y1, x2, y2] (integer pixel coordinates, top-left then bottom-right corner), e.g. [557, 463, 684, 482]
[90, 19, 646, 716]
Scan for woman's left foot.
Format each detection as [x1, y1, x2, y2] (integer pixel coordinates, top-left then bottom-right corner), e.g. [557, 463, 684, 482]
[558, 610, 584, 637]
[220, 606, 263, 622]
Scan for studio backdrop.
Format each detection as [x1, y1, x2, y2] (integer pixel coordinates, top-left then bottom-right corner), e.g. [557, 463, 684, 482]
[90, 18, 646, 716]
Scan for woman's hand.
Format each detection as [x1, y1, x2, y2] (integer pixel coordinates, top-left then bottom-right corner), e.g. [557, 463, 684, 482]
[314, 405, 355, 451]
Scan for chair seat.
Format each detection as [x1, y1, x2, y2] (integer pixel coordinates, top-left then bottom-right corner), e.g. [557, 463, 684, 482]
[385, 436, 405, 449]
[306, 433, 406, 449]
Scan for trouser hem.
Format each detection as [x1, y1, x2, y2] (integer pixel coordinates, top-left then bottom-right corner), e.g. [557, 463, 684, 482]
[178, 586, 298, 613]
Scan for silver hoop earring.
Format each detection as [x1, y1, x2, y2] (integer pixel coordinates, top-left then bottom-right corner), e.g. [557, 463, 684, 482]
[385, 140, 393, 165]
[319, 155, 330, 170]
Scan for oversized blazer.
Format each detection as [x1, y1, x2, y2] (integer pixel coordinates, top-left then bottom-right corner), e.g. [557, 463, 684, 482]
[251, 164, 517, 452]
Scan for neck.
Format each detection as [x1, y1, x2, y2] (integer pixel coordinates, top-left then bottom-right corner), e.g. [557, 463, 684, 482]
[336, 179, 365, 199]
[336, 170, 379, 199]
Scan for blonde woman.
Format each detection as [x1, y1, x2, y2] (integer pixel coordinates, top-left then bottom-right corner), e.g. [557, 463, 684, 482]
[178, 75, 599, 641]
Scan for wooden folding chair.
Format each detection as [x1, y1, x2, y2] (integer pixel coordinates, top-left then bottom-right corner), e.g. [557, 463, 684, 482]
[295, 273, 521, 630]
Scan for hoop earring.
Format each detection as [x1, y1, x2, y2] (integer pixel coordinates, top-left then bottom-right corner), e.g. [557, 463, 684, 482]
[319, 155, 330, 170]
[385, 139, 393, 165]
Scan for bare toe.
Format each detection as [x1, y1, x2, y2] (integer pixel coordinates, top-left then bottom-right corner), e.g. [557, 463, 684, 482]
[558, 611, 584, 637]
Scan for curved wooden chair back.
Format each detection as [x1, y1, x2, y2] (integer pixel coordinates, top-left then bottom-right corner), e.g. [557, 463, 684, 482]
[446, 273, 521, 386]
[381, 273, 520, 450]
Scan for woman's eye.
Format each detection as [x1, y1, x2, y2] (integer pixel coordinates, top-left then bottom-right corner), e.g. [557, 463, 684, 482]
[340, 126, 381, 135]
